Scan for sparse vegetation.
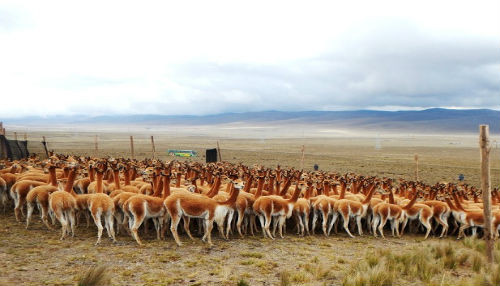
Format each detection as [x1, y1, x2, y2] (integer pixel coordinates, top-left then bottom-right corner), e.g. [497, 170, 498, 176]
[472, 264, 500, 286]
[342, 242, 494, 286]
[343, 263, 394, 286]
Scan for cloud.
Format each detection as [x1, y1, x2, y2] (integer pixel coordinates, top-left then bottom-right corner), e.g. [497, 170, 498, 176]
[0, 0, 499, 117]
[164, 21, 500, 113]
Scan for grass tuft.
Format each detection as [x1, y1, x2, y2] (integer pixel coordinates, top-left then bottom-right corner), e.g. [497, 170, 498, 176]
[237, 279, 249, 286]
[240, 259, 256, 266]
[442, 254, 457, 270]
[280, 271, 291, 286]
[366, 255, 379, 268]
[463, 237, 486, 253]
[473, 264, 500, 286]
[240, 251, 264, 259]
[368, 264, 394, 286]
[255, 260, 278, 274]
[302, 263, 333, 280]
[343, 263, 393, 286]
[77, 265, 111, 286]
[290, 270, 311, 283]
[345, 247, 446, 285]
[158, 251, 181, 263]
[471, 253, 483, 273]
[457, 252, 470, 266]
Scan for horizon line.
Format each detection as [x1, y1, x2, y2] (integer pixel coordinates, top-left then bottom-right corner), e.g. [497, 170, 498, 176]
[2, 107, 499, 120]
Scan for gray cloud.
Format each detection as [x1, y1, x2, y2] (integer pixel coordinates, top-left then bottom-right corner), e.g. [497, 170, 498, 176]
[0, 4, 499, 117]
[161, 23, 500, 114]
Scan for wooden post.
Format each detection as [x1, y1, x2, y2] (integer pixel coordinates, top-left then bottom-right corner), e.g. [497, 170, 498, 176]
[14, 132, 17, 141]
[300, 145, 305, 170]
[479, 125, 494, 263]
[414, 154, 419, 181]
[0, 123, 6, 159]
[42, 136, 49, 158]
[0, 137, 5, 159]
[130, 136, 135, 159]
[216, 141, 222, 162]
[24, 133, 27, 141]
[94, 135, 98, 157]
[151, 136, 156, 159]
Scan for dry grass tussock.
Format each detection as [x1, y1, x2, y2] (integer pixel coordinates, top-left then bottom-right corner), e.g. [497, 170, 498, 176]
[77, 265, 111, 286]
[473, 264, 500, 286]
[342, 240, 499, 286]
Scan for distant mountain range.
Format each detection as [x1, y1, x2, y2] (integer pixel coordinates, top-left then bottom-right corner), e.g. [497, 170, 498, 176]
[3, 108, 499, 133]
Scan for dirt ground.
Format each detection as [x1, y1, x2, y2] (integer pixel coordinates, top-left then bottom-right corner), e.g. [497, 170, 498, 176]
[0, 211, 486, 286]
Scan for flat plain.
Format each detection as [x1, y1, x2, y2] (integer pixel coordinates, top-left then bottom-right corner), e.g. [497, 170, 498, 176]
[18, 127, 500, 187]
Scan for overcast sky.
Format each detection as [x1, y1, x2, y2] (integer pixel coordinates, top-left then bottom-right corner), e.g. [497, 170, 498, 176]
[0, 0, 499, 117]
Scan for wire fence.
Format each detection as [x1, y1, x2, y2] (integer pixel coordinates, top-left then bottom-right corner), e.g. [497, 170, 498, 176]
[1, 131, 214, 163]
[0, 135, 31, 160]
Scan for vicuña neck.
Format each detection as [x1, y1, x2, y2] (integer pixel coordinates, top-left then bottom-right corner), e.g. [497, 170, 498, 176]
[89, 167, 95, 182]
[113, 169, 121, 190]
[162, 175, 171, 199]
[64, 169, 77, 193]
[255, 176, 265, 199]
[287, 183, 302, 203]
[96, 171, 104, 193]
[49, 167, 57, 187]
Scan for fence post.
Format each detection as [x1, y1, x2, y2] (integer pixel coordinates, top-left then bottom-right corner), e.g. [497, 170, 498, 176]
[94, 135, 98, 157]
[479, 125, 494, 263]
[151, 136, 156, 159]
[130, 136, 135, 159]
[42, 136, 49, 158]
[0, 138, 5, 159]
[24, 133, 27, 141]
[0, 123, 6, 159]
[300, 145, 305, 170]
[414, 154, 419, 181]
[14, 132, 17, 141]
[217, 141, 222, 162]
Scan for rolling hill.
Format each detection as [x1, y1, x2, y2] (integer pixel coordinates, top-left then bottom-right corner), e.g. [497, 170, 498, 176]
[3, 108, 499, 134]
